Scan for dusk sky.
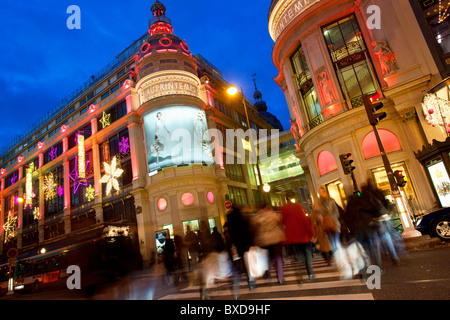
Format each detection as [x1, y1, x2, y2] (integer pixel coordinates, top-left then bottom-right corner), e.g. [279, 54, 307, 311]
[0, 0, 290, 153]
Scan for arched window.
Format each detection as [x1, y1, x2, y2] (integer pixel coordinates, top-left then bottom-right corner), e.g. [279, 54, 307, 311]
[362, 129, 401, 159]
[317, 150, 338, 176]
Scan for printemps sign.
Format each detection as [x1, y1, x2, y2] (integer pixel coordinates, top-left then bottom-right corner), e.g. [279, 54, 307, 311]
[270, 0, 321, 41]
[139, 75, 200, 105]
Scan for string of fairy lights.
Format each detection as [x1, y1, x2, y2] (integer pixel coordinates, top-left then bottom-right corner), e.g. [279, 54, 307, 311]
[1, 111, 128, 243]
[439, 0, 450, 23]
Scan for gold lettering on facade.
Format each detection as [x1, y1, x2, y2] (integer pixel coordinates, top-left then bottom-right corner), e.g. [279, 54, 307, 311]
[273, 0, 321, 40]
[139, 76, 199, 105]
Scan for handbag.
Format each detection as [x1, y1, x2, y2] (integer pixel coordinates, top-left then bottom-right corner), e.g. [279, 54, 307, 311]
[322, 216, 338, 233]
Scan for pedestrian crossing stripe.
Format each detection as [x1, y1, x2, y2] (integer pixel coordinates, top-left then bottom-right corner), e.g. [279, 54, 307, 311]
[157, 256, 375, 300]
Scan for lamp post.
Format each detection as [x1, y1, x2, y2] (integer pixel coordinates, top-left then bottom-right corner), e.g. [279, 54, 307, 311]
[227, 86, 268, 205]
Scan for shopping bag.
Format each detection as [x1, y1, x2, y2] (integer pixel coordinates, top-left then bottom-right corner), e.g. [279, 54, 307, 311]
[244, 246, 269, 278]
[216, 251, 233, 279]
[335, 242, 370, 280]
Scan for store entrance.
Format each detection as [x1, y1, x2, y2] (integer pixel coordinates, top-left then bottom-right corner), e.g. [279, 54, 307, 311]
[325, 180, 347, 208]
[371, 162, 421, 219]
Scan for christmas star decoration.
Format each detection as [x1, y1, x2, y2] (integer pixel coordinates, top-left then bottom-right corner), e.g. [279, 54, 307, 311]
[3, 212, 17, 243]
[85, 185, 95, 202]
[69, 156, 89, 193]
[119, 136, 130, 154]
[49, 145, 58, 161]
[99, 111, 111, 129]
[43, 172, 58, 201]
[33, 207, 40, 220]
[100, 156, 124, 196]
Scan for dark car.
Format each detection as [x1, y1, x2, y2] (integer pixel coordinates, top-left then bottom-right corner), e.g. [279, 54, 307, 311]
[416, 207, 450, 241]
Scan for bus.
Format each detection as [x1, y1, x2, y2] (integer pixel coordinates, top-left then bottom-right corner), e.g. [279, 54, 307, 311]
[0, 264, 10, 296]
[5, 235, 142, 294]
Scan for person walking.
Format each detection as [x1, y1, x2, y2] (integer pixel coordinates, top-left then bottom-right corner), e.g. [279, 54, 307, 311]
[281, 197, 316, 283]
[226, 205, 255, 296]
[251, 204, 286, 284]
[318, 186, 342, 254]
[311, 202, 333, 265]
[184, 225, 201, 286]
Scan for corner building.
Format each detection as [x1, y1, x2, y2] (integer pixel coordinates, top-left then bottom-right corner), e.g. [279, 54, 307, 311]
[0, 1, 275, 267]
[269, 0, 449, 218]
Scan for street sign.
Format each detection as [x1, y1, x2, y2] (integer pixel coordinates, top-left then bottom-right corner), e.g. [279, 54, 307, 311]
[7, 248, 18, 259]
[8, 258, 16, 267]
[225, 200, 232, 210]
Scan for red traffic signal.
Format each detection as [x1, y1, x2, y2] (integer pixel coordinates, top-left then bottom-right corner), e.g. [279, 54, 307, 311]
[393, 170, 406, 188]
[363, 92, 386, 126]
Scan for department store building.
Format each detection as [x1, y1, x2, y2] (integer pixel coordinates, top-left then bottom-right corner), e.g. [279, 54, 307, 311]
[268, 0, 450, 226]
[0, 1, 279, 266]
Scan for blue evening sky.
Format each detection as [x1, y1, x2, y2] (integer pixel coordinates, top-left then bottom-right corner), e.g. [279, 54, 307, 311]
[0, 0, 290, 152]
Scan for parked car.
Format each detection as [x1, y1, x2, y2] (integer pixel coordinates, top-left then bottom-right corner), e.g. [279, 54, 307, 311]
[415, 207, 450, 241]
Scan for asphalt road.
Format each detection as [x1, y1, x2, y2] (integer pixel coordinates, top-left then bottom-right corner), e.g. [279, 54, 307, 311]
[372, 246, 450, 300]
[2, 245, 449, 301]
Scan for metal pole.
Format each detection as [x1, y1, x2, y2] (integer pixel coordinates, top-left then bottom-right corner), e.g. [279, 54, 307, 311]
[372, 125, 420, 238]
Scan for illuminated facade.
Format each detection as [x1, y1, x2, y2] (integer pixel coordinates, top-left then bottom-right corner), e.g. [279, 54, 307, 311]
[0, 1, 277, 266]
[268, 0, 449, 224]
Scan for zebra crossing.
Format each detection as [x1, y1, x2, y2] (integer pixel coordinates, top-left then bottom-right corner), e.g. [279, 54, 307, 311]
[156, 254, 375, 300]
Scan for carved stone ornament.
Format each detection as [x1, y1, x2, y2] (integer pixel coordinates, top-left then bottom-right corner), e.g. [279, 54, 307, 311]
[372, 41, 398, 76]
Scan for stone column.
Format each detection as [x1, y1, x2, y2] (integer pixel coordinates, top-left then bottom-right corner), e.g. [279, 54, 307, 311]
[127, 113, 148, 189]
[132, 189, 155, 268]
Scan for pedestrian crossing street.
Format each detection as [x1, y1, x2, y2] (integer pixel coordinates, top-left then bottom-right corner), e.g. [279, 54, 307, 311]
[157, 254, 375, 300]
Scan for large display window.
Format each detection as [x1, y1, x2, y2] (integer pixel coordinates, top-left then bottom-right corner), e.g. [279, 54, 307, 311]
[143, 106, 213, 173]
[426, 157, 450, 208]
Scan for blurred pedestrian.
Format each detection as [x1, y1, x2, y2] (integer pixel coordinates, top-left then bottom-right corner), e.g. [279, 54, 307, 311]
[318, 186, 342, 253]
[364, 182, 402, 265]
[281, 197, 316, 283]
[252, 204, 286, 284]
[198, 220, 213, 260]
[345, 185, 384, 271]
[184, 225, 201, 285]
[173, 227, 189, 284]
[226, 205, 255, 296]
[162, 230, 176, 285]
[311, 202, 333, 265]
[210, 226, 225, 252]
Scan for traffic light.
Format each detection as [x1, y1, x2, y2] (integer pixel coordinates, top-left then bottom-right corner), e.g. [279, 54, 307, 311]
[363, 92, 386, 126]
[339, 153, 356, 175]
[394, 170, 407, 188]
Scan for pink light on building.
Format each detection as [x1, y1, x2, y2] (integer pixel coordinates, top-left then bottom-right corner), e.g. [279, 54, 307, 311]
[207, 191, 215, 204]
[157, 198, 167, 211]
[362, 129, 401, 159]
[181, 192, 194, 206]
[317, 150, 338, 176]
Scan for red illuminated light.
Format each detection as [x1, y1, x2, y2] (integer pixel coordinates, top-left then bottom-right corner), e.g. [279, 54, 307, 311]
[370, 92, 381, 103]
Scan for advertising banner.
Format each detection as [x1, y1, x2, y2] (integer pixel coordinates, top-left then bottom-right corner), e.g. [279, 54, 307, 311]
[143, 106, 213, 173]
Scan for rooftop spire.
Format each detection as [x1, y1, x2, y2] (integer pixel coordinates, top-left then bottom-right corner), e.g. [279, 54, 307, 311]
[149, 0, 173, 36]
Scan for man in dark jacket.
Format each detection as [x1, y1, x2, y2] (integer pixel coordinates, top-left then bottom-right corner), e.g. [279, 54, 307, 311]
[226, 205, 255, 293]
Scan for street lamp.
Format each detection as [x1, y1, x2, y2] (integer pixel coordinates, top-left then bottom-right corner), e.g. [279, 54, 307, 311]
[227, 85, 268, 204]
